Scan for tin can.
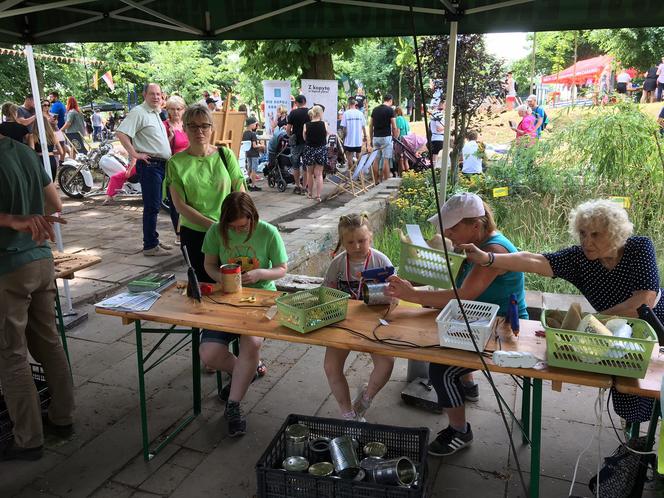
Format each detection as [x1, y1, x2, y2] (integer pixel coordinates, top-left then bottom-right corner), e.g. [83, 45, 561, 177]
[329, 436, 361, 479]
[285, 423, 310, 457]
[372, 457, 417, 487]
[283, 456, 309, 472]
[362, 282, 392, 305]
[360, 457, 383, 481]
[308, 461, 334, 477]
[220, 264, 242, 293]
[363, 441, 387, 458]
[308, 436, 331, 463]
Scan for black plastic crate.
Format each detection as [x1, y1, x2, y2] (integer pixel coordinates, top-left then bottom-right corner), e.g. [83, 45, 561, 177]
[256, 414, 429, 498]
[0, 363, 51, 443]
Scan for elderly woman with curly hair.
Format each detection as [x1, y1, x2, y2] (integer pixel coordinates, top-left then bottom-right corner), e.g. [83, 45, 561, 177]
[461, 199, 663, 423]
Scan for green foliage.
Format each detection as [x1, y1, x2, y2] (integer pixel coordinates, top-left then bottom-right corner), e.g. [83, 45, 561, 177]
[587, 28, 664, 70]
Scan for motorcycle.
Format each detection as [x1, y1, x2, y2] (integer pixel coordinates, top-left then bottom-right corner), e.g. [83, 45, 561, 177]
[58, 137, 141, 200]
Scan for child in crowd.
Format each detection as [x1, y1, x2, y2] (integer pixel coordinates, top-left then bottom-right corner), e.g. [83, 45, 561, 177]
[322, 213, 395, 421]
[200, 192, 288, 437]
[242, 117, 263, 191]
[460, 130, 484, 175]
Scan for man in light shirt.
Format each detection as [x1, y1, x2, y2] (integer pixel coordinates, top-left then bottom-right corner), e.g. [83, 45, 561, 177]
[340, 97, 367, 168]
[116, 83, 173, 256]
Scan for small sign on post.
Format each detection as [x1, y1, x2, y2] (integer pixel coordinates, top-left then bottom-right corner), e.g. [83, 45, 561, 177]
[492, 187, 509, 198]
[609, 196, 631, 209]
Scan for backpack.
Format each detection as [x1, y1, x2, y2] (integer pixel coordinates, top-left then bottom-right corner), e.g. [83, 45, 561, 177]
[536, 106, 549, 130]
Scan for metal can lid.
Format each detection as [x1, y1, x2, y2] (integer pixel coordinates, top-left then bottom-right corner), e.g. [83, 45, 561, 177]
[220, 264, 241, 274]
[283, 456, 309, 472]
[308, 461, 334, 476]
[363, 441, 387, 458]
[285, 423, 310, 441]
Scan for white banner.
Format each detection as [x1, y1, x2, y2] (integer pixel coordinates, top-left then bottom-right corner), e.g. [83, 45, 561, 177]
[301, 79, 338, 133]
[262, 80, 291, 136]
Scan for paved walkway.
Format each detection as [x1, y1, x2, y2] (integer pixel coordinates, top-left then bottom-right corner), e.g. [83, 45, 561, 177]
[2, 182, 661, 497]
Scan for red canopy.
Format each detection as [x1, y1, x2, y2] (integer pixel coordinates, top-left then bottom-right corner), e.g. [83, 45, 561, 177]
[542, 55, 613, 86]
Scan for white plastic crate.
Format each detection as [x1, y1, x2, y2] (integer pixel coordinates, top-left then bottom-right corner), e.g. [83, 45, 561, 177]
[436, 300, 499, 352]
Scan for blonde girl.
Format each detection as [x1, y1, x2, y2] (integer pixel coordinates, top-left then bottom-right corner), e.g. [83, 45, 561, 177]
[322, 214, 395, 421]
[302, 105, 328, 202]
[32, 114, 63, 180]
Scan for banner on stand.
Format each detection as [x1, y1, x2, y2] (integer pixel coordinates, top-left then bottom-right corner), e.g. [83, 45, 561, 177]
[301, 79, 339, 133]
[262, 80, 291, 136]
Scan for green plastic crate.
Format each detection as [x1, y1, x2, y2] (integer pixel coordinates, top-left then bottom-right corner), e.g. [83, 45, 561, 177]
[398, 240, 466, 288]
[276, 287, 350, 334]
[542, 309, 657, 378]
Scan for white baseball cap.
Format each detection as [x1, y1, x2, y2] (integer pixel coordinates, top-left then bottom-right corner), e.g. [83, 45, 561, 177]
[427, 192, 485, 231]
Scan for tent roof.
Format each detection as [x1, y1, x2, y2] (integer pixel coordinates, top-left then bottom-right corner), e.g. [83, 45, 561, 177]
[542, 55, 613, 85]
[0, 1, 663, 44]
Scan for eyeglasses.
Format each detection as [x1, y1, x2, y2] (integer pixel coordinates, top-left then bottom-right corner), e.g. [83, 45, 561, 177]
[228, 221, 251, 232]
[187, 123, 212, 132]
[42, 103, 50, 108]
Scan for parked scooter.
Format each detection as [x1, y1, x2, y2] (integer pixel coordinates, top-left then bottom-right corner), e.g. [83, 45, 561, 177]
[58, 137, 141, 199]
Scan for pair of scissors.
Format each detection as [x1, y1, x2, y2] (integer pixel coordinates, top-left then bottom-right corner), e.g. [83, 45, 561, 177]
[239, 295, 257, 303]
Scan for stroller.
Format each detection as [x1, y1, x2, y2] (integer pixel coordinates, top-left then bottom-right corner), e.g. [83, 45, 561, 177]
[394, 133, 430, 172]
[325, 134, 345, 175]
[264, 133, 296, 192]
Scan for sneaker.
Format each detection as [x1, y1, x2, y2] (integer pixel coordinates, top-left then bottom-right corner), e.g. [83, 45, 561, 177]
[224, 400, 246, 437]
[0, 442, 43, 461]
[158, 241, 173, 250]
[293, 186, 302, 195]
[143, 245, 171, 257]
[248, 185, 262, 192]
[428, 424, 473, 457]
[42, 416, 74, 439]
[352, 383, 372, 419]
[218, 365, 264, 402]
[462, 383, 480, 402]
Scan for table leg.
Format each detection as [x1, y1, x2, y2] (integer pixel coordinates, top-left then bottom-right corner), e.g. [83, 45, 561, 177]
[192, 328, 201, 415]
[54, 283, 71, 368]
[134, 321, 151, 461]
[634, 399, 661, 498]
[529, 378, 542, 498]
[521, 376, 531, 444]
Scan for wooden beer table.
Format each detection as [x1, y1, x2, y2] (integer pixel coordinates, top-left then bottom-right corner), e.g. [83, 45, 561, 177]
[97, 286, 613, 497]
[53, 251, 101, 363]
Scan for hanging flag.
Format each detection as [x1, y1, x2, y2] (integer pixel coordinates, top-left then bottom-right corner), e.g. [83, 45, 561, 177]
[92, 70, 98, 90]
[101, 71, 115, 91]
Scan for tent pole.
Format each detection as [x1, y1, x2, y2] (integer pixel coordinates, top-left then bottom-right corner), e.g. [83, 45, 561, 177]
[572, 30, 578, 103]
[440, 20, 457, 204]
[25, 44, 73, 314]
[530, 31, 536, 99]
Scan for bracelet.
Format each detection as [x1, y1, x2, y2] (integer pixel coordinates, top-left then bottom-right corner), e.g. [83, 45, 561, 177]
[480, 252, 495, 267]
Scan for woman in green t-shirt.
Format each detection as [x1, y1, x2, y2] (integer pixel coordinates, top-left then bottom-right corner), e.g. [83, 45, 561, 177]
[165, 105, 245, 282]
[200, 192, 288, 437]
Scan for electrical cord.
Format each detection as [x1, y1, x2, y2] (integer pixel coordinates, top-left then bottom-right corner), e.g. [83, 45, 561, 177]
[568, 388, 605, 498]
[408, 5, 529, 497]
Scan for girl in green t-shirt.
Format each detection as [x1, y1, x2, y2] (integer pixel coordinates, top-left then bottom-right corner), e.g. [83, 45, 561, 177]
[200, 192, 287, 437]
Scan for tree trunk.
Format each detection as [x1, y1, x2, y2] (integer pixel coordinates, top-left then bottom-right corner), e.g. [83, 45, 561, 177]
[301, 52, 335, 80]
[398, 70, 402, 107]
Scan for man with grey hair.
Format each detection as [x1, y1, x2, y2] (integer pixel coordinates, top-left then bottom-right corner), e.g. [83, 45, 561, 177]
[116, 83, 173, 256]
[525, 95, 546, 138]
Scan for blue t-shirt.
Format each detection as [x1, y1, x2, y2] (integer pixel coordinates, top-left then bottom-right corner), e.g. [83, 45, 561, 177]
[544, 236, 664, 322]
[532, 106, 545, 137]
[50, 100, 66, 129]
[455, 233, 528, 318]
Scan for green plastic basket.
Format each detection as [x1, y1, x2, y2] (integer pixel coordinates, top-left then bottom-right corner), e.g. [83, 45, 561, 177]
[275, 287, 350, 334]
[542, 309, 657, 378]
[398, 240, 466, 288]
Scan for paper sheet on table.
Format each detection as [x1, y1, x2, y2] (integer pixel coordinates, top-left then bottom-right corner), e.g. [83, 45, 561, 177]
[405, 224, 429, 247]
[95, 291, 161, 312]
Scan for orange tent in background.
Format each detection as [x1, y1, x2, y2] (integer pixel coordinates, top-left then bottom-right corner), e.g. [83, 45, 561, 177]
[541, 55, 613, 86]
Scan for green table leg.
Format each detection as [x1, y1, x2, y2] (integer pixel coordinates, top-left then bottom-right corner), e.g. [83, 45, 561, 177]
[134, 321, 151, 461]
[529, 378, 542, 498]
[54, 283, 71, 368]
[521, 376, 531, 444]
[628, 422, 641, 440]
[634, 399, 661, 498]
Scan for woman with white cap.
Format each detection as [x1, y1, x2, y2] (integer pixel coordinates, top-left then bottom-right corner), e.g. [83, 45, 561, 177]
[386, 192, 527, 457]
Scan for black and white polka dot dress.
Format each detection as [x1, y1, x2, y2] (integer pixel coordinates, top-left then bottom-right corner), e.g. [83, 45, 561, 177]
[544, 236, 663, 422]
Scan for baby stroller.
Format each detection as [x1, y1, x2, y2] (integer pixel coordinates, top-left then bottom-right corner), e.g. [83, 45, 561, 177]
[394, 133, 430, 172]
[264, 134, 296, 192]
[325, 134, 345, 175]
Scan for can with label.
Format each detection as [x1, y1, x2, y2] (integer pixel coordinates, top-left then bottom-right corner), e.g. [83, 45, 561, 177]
[220, 264, 242, 293]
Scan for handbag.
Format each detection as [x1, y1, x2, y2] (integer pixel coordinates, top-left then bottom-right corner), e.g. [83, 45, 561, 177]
[588, 436, 654, 498]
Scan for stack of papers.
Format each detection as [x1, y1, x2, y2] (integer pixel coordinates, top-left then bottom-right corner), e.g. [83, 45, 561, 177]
[95, 291, 161, 312]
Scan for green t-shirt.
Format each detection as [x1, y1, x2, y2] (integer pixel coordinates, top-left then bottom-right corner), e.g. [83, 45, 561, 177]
[202, 220, 287, 291]
[396, 115, 410, 137]
[0, 137, 52, 276]
[165, 147, 245, 232]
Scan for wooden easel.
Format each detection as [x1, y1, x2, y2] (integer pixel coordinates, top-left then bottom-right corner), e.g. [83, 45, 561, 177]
[210, 92, 248, 158]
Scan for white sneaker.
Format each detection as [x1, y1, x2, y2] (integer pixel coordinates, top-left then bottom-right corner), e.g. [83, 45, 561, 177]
[158, 241, 173, 250]
[143, 245, 171, 257]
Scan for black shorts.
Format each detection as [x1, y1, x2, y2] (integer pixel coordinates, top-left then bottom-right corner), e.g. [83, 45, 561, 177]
[344, 145, 361, 153]
[201, 329, 239, 345]
[431, 140, 444, 155]
[616, 82, 627, 94]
